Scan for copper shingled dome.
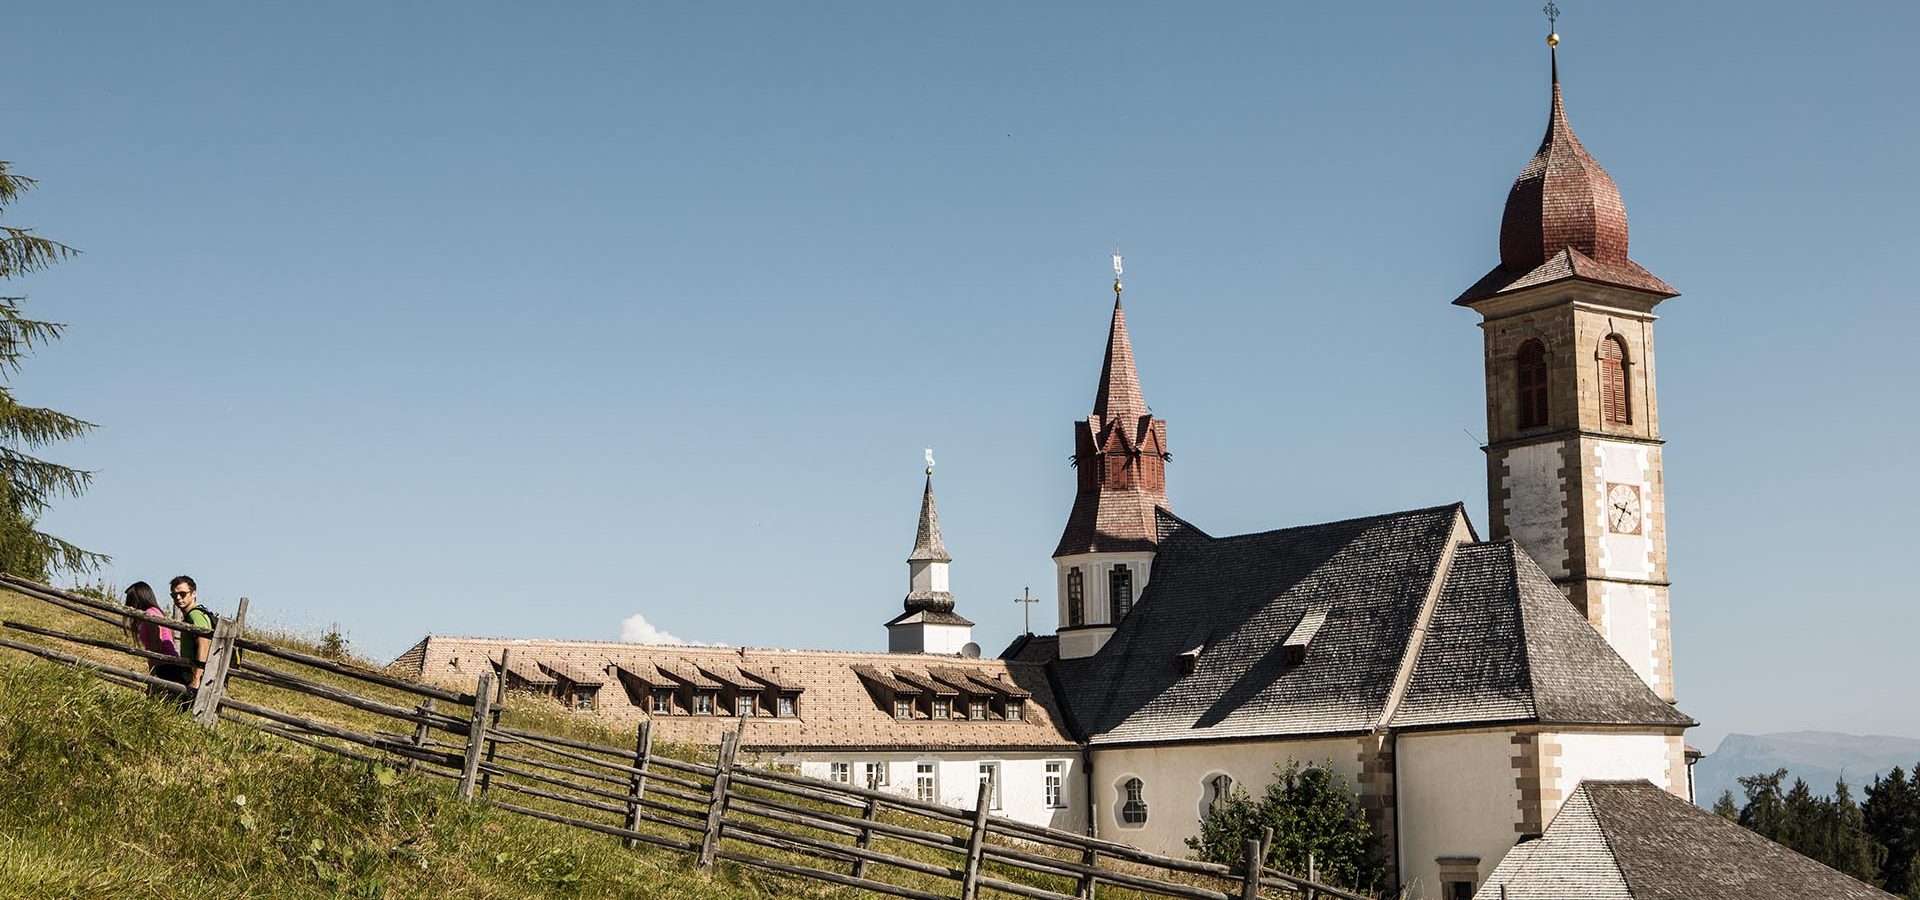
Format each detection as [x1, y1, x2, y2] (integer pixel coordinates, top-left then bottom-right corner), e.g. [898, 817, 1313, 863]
[1498, 58, 1631, 269]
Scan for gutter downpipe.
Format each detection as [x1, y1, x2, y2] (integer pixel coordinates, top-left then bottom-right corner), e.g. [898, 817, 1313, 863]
[1083, 743, 1097, 838]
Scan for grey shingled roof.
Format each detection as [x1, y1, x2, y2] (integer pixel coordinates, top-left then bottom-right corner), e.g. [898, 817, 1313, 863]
[1392, 542, 1693, 729]
[1051, 505, 1693, 745]
[1479, 780, 1896, 900]
[1054, 505, 1466, 744]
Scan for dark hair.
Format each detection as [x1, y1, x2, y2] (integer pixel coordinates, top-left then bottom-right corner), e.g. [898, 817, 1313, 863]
[124, 581, 160, 611]
[169, 575, 197, 592]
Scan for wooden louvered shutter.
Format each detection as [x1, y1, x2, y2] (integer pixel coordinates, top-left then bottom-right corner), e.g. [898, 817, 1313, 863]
[1601, 336, 1630, 425]
[1516, 340, 1549, 429]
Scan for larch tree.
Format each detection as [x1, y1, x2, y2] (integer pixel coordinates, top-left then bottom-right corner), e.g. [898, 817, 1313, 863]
[0, 162, 104, 579]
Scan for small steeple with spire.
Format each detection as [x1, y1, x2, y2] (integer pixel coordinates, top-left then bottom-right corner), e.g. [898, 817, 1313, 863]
[886, 451, 974, 654]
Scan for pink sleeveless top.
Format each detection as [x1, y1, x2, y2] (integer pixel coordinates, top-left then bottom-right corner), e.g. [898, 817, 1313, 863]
[136, 607, 180, 657]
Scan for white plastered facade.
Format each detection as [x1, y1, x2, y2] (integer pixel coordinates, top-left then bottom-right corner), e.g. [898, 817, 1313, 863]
[1085, 736, 1362, 856]
[787, 751, 1084, 832]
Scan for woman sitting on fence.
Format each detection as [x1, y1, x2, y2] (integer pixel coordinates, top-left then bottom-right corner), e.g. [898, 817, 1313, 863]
[124, 581, 191, 696]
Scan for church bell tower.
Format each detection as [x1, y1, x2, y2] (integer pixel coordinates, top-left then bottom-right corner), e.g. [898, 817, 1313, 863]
[1053, 267, 1171, 660]
[1456, 42, 1678, 701]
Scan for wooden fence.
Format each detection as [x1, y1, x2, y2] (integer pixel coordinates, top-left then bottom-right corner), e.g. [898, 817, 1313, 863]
[0, 574, 1371, 900]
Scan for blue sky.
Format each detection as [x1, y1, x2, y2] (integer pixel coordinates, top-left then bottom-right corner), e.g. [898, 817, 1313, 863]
[6, 2, 1915, 751]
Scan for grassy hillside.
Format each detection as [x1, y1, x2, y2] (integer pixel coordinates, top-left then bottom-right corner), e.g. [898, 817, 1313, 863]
[0, 583, 879, 900]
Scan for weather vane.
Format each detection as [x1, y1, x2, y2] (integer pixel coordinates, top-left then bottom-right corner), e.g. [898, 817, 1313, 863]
[1543, 2, 1560, 47]
[924, 448, 935, 476]
[1111, 249, 1125, 299]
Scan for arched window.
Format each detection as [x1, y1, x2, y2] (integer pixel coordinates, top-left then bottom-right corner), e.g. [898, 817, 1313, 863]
[1119, 777, 1148, 826]
[1516, 339, 1549, 429]
[1206, 773, 1235, 814]
[1066, 568, 1085, 626]
[1600, 335, 1631, 425]
[1109, 565, 1133, 621]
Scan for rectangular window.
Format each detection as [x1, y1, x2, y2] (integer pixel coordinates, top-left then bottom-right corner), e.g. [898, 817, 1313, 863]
[863, 761, 887, 789]
[968, 699, 988, 721]
[1444, 882, 1474, 900]
[1110, 564, 1133, 621]
[932, 698, 951, 720]
[1044, 762, 1064, 808]
[777, 695, 797, 717]
[978, 763, 1001, 810]
[1066, 568, 1085, 626]
[693, 692, 714, 715]
[1005, 700, 1024, 721]
[829, 762, 851, 784]
[736, 695, 756, 717]
[915, 763, 937, 803]
[894, 698, 913, 719]
[650, 691, 673, 715]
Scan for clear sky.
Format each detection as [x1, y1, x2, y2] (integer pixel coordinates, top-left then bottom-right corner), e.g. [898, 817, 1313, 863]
[6, 2, 1915, 751]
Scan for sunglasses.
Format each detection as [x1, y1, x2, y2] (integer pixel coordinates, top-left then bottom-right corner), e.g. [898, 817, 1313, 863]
[171, 591, 192, 599]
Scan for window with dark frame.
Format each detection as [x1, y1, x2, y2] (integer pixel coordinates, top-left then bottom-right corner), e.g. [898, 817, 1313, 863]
[829, 762, 851, 783]
[650, 690, 673, 715]
[736, 695, 756, 717]
[1005, 699, 1024, 721]
[894, 698, 913, 719]
[1067, 568, 1085, 626]
[1601, 335, 1631, 424]
[1110, 565, 1133, 620]
[968, 699, 988, 720]
[693, 691, 714, 715]
[1517, 338, 1549, 429]
[1119, 778, 1148, 825]
[1207, 773, 1234, 813]
[932, 698, 951, 720]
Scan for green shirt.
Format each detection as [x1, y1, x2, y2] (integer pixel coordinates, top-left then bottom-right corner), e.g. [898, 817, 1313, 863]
[178, 606, 216, 666]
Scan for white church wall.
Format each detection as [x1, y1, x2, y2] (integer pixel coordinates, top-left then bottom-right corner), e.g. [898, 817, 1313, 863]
[1088, 737, 1362, 856]
[1547, 731, 1675, 807]
[1397, 729, 1522, 898]
[1498, 443, 1568, 578]
[787, 751, 1082, 832]
[1054, 551, 1156, 629]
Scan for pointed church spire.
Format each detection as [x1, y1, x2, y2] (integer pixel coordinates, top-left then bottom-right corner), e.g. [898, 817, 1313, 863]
[1091, 296, 1148, 426]
[908, 473, 951, 563]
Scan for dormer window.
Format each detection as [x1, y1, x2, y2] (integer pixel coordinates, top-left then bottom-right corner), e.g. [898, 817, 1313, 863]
[693, 692, 715, 715]
[1005, 700, 1024, 721]
[736, 695, 756, 717]
[1282, 607, 1329, 667]
[1067, 568, 1085, 626]
[968, 699, 987, 720]
[932, 698, 951, 720]
[1110, 565, 1134, 620]
[894, 698, 913, 719]
[650, 691, 673, 715]
[777, 695, 797, 718]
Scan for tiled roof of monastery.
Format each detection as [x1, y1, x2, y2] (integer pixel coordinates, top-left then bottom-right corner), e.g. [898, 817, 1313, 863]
[1480, 780, 1896, 900]
[1052, 505, 1691, 745]
[1392, 541, 1691, 729]
[402, 638, 1074, 751]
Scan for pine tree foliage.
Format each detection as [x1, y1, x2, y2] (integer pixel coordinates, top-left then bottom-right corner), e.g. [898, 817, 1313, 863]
[0, 161, 103, 578]
[1184, 760, 1382, 891]
[1722, 765, 1912, 891]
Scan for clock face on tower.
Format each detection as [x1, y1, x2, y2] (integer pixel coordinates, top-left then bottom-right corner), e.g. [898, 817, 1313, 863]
[1606, 483, 1642, 534]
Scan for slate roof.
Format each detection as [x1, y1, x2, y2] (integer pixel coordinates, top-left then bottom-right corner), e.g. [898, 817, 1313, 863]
[1392, 542, 1692, 729]
[1054, 504, 1466, 743]
[1052, 505, 1691, 745]
[1480, 780, 1896, 900]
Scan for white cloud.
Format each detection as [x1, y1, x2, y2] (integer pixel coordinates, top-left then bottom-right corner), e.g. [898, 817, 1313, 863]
[618, 613, 722, 646]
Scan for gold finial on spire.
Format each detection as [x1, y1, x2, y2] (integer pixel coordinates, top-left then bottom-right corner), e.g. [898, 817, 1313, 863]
[1543, 2, 1561, 47]
[1111, 250, 1125, 299]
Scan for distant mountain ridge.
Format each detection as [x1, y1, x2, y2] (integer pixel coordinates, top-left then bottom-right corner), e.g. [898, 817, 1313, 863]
[1694, 731, 1920, 807]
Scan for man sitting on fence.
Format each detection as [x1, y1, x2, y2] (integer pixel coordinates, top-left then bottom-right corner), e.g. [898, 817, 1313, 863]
[171, 575, 214, 693]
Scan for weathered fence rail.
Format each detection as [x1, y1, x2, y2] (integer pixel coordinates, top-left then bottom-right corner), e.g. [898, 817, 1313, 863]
[0, 575, 1371, 900]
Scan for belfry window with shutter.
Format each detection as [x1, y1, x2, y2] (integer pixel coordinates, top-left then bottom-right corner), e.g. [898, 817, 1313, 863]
[1516, 339, 1549, 429]
[1066, 568, 1085, 626]
[1600, 335, 1631, 425]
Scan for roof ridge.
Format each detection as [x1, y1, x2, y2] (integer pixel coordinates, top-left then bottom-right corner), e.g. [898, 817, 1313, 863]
[1498, 540, 1545, 722]
[1197, 501, 1466, 545]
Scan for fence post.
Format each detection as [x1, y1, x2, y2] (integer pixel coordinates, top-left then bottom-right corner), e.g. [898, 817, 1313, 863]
[850, 797, 879, 879]
[622, 720, 654, 850]
[458, 672, 495, 802]
[190, 596, 249, 728]
[478, 649, 510, 798]
[696, 729, 740, 870]
[1076, 846, 1098, 899]
[958, 777, 995, 900]
[1305, 852, 1317, 900]
[404, 698, 436, 774]
[1239, 836, 1264, 900]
